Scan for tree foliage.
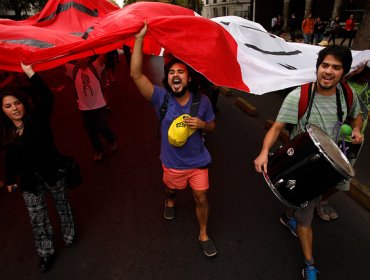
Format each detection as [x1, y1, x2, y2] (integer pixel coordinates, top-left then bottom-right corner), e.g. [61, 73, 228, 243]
[352, 0, 370, 50]
[123, 0, 202, 14]
[2, 0, 48, 19]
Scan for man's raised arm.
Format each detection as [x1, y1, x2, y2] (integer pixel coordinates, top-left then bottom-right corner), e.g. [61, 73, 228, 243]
[130, 23, 154, 101]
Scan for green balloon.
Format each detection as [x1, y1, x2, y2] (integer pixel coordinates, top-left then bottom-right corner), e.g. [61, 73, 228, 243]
[340, 124, 352, 136]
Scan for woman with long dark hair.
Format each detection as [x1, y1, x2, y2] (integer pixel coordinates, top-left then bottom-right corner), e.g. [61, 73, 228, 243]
[0, 63, 76, 273]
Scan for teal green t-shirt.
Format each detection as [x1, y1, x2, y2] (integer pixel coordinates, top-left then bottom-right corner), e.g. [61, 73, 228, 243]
[276, 84, 361, 141]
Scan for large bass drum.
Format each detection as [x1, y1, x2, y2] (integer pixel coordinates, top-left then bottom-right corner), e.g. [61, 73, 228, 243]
[264, 124, 355, 208]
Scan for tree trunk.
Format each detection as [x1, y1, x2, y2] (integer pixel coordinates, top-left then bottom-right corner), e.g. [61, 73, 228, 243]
[304, 0, 313, 15]
[332, 0, 344, 19]
[283, 0, 290, 30]
[351, 0, 370, 50]
[14, 7, 23, 20]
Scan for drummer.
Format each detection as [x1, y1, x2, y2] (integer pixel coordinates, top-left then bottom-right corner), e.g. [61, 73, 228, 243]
[254, 45, 363, 280]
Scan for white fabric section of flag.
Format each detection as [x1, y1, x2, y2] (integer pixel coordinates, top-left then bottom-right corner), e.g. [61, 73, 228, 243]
[212, 16, 370, 95]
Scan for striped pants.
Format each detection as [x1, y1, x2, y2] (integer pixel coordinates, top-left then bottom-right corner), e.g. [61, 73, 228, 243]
[22, 178, 76, 257]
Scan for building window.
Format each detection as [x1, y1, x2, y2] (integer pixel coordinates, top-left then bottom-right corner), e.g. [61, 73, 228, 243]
[222, 6, 227, 16]
[213, 7, 218, 17]
[206, 0, 209, 4]
[213, 0, 217, 4]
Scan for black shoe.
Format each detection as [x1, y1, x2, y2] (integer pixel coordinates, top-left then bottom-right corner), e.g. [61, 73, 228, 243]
[38, 255, 54, 272]
[163, 200, 175, 220]
[65, 236, 77, 247]
[199, 239, 218, 257]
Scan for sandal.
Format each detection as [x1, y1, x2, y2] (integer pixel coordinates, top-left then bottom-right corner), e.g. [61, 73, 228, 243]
[164, 200, 175, 220]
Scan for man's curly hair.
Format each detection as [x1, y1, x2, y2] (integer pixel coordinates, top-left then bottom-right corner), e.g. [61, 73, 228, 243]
[162, 58, 197, 93]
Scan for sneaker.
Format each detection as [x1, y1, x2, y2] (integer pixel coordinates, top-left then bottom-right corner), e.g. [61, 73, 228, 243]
[38, 255, 55, 273]
[316, 201, 330, 221]
[302, 264, 319, 280]
[65, 235, 77, 247]
[164, 200, 175, 220]
[199, 239, 218, 257]
[323, 203, 338, 220]
[280, 213, 298, 237]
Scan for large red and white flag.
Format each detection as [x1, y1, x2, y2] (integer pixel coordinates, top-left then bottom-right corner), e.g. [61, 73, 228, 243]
[0, 1, 369, 94]
[212, 16, 370, 94]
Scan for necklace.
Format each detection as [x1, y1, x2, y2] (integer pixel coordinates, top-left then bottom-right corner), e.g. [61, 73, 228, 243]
[15, 122, 24, 132]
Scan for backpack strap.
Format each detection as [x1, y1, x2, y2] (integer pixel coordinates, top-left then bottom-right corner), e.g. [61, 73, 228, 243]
[88, 64, 101, 83]
[299, 82, 353, 119]
[157, 92, 170, 139]
[340, 81, 353, 112]
[73, 63, 101, 83]
[159, 92, 201, 123]
[190, 93, 201, 117]
[298, 83, 313, 120]
[159, 92, 170, 123]
[72, 64, 79, 82]
[157, 92, 202, 139]
[297, 82, 353, 127]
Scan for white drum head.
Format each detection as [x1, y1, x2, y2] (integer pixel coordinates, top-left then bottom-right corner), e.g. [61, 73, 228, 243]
[307, 124, 355, 178]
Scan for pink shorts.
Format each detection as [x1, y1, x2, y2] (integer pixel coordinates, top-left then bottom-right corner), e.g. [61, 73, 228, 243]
[162, 165, 209, 191]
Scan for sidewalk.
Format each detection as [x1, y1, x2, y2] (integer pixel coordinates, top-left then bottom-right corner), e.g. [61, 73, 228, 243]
[280, 32, 354, 48]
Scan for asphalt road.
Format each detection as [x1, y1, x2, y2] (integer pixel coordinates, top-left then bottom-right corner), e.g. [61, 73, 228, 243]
[0, 55, 369, 280]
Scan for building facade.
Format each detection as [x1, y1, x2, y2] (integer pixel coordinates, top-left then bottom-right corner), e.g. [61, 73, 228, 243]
[202, 0, 366, 33]
[0, 0, 39, 19]
[202, 0, 252, 19]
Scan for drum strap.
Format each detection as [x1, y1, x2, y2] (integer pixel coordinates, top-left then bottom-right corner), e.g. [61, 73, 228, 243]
[304, 83, 316, 128]
[335, 87, 344, 123]
[304, 83, 344, 127]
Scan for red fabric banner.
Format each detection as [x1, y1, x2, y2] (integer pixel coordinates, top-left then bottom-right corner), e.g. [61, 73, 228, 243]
[0, 1, 249, 92]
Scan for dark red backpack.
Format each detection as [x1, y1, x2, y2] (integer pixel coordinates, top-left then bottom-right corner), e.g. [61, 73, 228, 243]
[298, 82, 353, 120]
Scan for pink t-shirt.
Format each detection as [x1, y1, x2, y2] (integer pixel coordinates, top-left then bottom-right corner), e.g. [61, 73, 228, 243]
[66, 60, 106, 111]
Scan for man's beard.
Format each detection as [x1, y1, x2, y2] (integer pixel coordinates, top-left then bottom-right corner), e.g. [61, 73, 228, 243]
[317, 81, 337, 90]
[169, 85, 188, 98]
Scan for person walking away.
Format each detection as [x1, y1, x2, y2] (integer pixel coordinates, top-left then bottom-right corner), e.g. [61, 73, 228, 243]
[340, 14, 356, 48]
[65, 55, 117, 161]
[301, 13, 315, 44]
[0, 63, 77, 272]
[130, 23, 218, 257]
[328, 16, 340, 45]
[313, 17, 325, 45]
[271, 15, 278, 34]
[274, 15, 284, 36]
[288, 13, 297, 42]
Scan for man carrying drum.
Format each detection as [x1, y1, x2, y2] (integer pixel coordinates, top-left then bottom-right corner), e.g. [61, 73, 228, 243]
[254, 45, 363, 280]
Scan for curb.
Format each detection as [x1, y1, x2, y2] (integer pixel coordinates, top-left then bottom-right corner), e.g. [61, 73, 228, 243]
[235, 97, 259, 117]
[348, 179, 370, 211]
[220, 86, 232, 96]
[264, 119, 289, 143]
